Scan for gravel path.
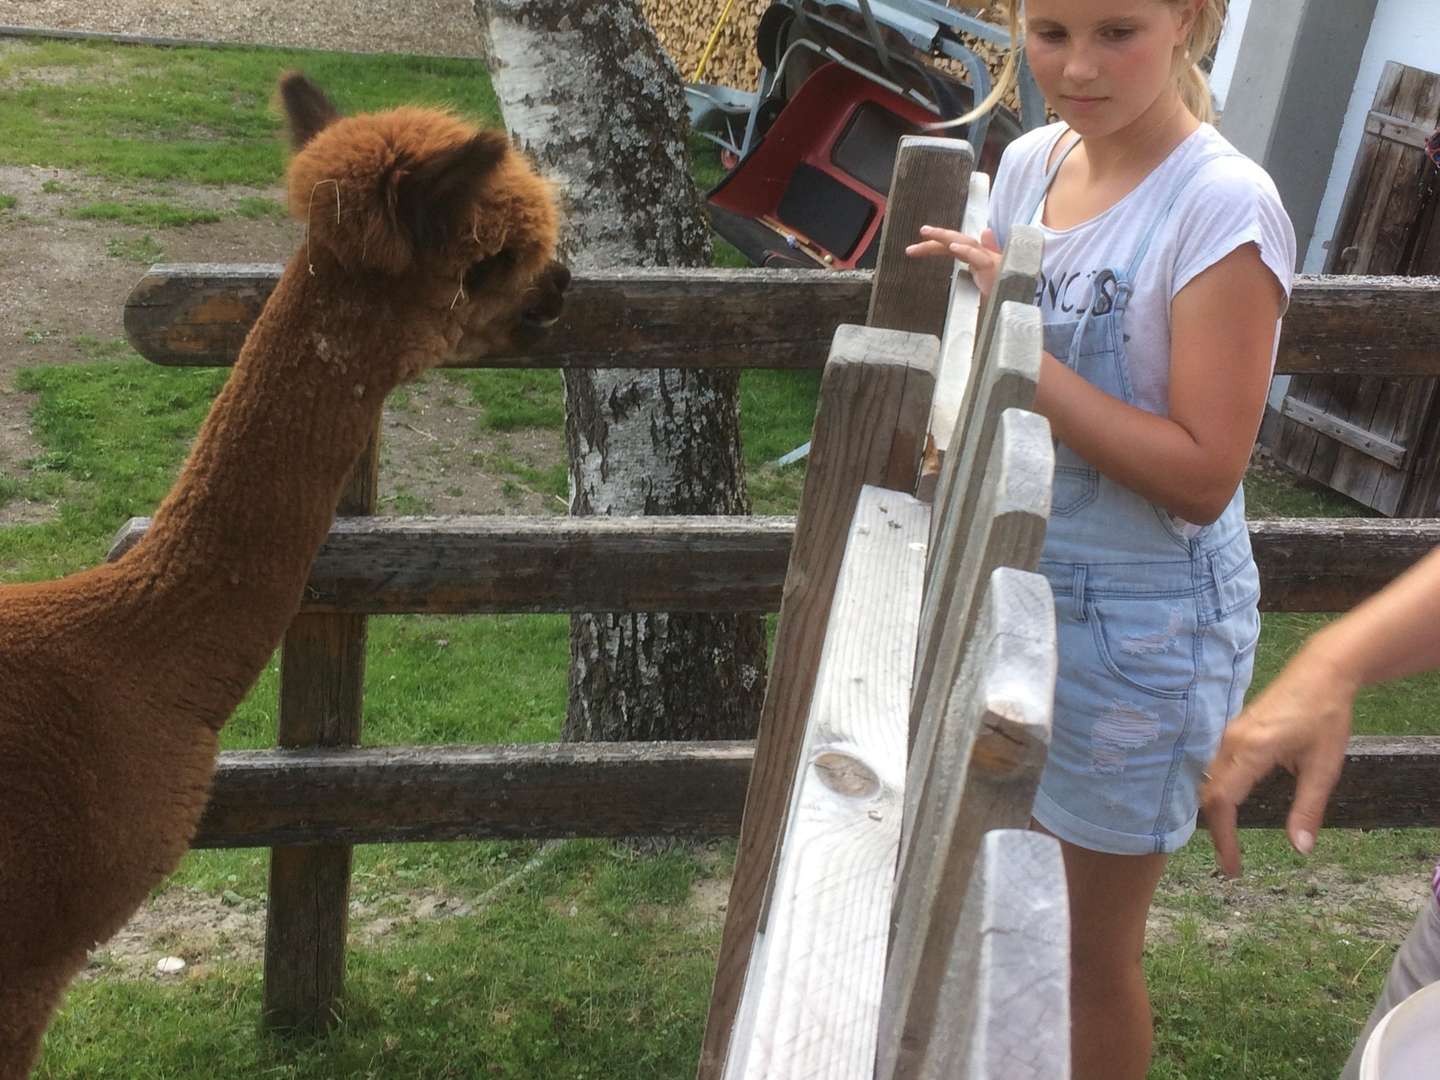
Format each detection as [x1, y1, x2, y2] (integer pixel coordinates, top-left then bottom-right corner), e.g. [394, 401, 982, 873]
[2, 0, 486, 58]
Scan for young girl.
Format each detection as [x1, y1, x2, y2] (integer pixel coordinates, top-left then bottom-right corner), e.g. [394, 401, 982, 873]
[907, 2, 1295, 1077]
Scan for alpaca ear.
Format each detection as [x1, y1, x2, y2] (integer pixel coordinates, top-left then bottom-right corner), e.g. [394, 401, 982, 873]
[279, 72, 342, 150]
[394, 131, 512, 252]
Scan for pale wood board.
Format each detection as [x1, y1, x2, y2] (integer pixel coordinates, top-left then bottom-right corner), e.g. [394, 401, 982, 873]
[701, 324, 936, 1078]
[726, 486, 930, 1080]
[931, 171, 992, 455]
[946, 830, 1070, 1080]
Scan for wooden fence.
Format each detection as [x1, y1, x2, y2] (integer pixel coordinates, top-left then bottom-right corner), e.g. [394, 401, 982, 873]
[122, 140, 1440, 1050]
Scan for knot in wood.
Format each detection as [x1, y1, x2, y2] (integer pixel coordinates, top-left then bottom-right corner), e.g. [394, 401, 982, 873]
[812, 751, 880, 799]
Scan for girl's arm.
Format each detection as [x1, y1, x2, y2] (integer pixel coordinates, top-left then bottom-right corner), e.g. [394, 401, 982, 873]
[1202, 545, 1440, 875]
[1035, 242, 1285, 524]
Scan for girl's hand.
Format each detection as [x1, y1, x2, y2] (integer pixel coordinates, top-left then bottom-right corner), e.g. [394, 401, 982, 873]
[905, 226, 1002, 298]
[1200, 645, 1358, 878]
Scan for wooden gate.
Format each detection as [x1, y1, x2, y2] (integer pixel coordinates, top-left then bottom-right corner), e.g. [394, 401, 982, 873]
[1272, 60, 1440, 515]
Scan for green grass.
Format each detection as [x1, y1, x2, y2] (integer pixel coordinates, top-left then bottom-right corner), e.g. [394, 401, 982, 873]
[70, 199, 222, 227]
[39, 841, 722, 1080]
[0, 39, 500, 186]
[444, 369, 567, 433]
[0, 193, 16, 211]
[104, 233, 166, 261]
[232, 194, 286, 220]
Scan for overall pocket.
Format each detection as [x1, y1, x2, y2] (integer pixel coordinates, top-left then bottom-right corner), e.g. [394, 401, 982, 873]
[1088, 594, 1199, 699]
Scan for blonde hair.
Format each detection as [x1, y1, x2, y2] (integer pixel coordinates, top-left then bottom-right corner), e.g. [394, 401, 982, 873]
[953, 0, 1226, 128]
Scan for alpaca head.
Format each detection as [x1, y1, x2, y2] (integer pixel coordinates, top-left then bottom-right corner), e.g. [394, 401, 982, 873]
[279, 73, 569, 377]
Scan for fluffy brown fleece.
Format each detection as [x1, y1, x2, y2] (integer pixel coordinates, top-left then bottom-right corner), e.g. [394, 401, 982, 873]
[0, 73, 567, 1079]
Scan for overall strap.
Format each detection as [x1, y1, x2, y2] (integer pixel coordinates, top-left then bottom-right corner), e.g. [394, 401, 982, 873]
[1122, 151, 1242, 281]
[1020, 129, 1084, 226]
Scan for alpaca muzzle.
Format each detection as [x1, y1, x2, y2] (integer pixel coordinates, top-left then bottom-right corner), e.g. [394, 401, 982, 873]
[520, 260, 571, 329]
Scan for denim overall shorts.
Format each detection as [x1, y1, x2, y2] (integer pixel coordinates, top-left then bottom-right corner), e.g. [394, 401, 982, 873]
[1024, 139, 1263, 855]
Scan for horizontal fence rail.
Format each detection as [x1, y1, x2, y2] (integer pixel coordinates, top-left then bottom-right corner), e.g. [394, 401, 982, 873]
[110, 515, 1440, 614]
[124, 267, 1440, 377]
[191, 735, 1440, 848]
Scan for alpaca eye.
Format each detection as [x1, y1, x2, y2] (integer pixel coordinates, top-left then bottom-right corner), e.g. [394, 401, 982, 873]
[464, 248, 515, 292]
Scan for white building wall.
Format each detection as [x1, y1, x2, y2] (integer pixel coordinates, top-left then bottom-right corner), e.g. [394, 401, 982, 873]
[1302, 0, 1440, 271]
[1208, 0, 1252, 112]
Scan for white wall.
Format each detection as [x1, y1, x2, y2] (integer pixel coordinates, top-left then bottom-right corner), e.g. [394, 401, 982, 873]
[1302, 0, 1440, 271]
[1208, 0, 1251, 112]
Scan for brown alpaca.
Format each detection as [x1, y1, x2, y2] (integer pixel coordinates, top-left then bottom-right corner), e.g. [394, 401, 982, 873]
[0, 74, 567, 1079]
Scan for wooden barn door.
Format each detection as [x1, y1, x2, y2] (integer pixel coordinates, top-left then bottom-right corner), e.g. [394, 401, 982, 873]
[1272, 61, 1440, 515]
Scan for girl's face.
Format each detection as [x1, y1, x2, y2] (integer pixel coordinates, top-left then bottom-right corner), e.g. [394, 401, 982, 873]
[1023, 0, 1196, 137]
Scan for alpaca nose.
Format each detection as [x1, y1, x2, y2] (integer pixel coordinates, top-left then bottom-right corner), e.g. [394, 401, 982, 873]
[520, 261, 570, 328]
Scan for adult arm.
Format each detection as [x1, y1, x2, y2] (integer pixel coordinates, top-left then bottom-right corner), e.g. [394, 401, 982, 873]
[1202, 546, 1440, 876]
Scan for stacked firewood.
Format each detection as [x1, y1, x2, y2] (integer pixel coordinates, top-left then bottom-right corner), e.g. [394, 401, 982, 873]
[641, 0, 1013, 109]
[639, 0, 772, 90]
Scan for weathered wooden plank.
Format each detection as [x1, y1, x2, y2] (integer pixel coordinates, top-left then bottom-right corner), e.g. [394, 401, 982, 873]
[915, 306, 1046, 740]
[929, 171, 992, 456]
[866, 136, 975, 337]
[187, 734, 1440, 848]
[700, 324, 936, 1079]
[945, 831, 1070, 1080]
[884, 566, 1057, 1080]
[110, 514, 794, 614]
[122, 267, 1440, 377]
[971, 227, 1046, 398]
[1364, 109, 1435, 151]
[193, 741, 754, 847]
[262, 426, 376, 1032]
[1216, 735, 1440, 831]
[105, 516, 1440, 615]
[1248, 517, 1440, 612]
[123, 264, 872, 371]
[726, 488, 928, 1080]
[1279, 395, 1408, 469]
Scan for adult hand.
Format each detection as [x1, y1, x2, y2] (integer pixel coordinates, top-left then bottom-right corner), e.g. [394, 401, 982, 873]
[1200, 648, 1357, 878]
[905, 226, 1001, 298]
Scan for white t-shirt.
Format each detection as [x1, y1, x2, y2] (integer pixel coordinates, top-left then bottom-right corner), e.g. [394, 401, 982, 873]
[988, 122, 1296, 417]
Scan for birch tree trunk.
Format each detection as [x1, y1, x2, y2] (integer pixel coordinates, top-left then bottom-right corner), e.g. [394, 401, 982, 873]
[474, 0, 767, 741]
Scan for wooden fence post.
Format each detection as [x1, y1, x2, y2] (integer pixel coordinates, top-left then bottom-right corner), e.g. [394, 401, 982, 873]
[261, 425, 378, 1031]
[941, 830, 1070, 1080]
[880, 568, 1060, 1080]
[699, 135, 972, 1080]
[725, 486, 930, 1079]
[699, 325, 936, 1075]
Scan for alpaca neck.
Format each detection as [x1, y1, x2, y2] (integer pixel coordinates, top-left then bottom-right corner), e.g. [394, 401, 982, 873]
[124, 251, 410, 707]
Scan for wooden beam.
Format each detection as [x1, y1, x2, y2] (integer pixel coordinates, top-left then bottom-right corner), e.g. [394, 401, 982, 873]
[865, 136, 974, 337]
[1280, 396, 1409, 468]
[123, 267, 1440, 377]
[109, 514, 794, 614]
[123, 264, 869, 371]
[1364, 109, 1435, 151]
[1248, 518, 1440, 612]
[942, 831, 1069, 1080]
[929, 172, 991, 457]
[725, 488, 929, 1080]
[187, 735, 1440, 849]
[107, 516, 1440, 615]
[700, 323, 936, 1079]
[883, 569, 1057, 1080]
[193, 742, 754, 848]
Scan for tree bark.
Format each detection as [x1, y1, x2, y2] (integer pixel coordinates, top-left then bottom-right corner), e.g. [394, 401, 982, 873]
[474, 0, 767, 741]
